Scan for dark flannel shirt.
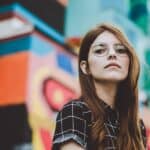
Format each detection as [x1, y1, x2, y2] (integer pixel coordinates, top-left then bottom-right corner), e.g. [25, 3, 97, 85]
[52, 99, 147, 150]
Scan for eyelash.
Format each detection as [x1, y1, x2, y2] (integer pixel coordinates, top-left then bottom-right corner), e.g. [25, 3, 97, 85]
[94, 48, 128, 54]
[95, 49, 106, 53]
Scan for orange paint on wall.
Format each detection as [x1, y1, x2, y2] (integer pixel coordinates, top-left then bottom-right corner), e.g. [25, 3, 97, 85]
[0, 51, 29, 106]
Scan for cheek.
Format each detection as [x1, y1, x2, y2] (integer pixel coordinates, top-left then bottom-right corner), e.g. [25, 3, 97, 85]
[88, 57, 104, 72]
[123, 57, 130, 73]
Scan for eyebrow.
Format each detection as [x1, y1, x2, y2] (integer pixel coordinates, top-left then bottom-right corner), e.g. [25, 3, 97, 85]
[92, 43, 107, 48]
[114, 43, 124, 46]
[92, 42, 123, 48]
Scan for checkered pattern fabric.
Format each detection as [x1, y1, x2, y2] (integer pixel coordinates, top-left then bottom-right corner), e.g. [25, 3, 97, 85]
[52, 99, 147, 150]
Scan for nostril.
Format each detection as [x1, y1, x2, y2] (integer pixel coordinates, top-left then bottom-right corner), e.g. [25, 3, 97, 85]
[108, 55, 117, 59]
[109, 54, 116, 57]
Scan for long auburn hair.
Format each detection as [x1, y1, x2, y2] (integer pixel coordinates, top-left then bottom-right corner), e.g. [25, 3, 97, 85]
[78, 24, 145, 149]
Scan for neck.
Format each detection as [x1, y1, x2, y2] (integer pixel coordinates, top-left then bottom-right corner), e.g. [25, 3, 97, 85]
[94, 80, 118, 109]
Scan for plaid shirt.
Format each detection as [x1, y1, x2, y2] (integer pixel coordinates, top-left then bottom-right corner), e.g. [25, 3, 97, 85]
[52, 99, 147, 150]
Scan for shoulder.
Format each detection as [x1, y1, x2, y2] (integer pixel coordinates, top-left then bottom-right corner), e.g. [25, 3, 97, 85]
[139, 119, 147, 148]
[64, 98, 89, 108]
[55, 98, 91, 122]
[52, 98, 91, 149]
[139, 119, 146, 134]
[61, 98, 90, 114]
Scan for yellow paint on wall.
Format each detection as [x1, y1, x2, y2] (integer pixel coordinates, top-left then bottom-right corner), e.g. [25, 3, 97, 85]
[32, 129, 44, 150]
[29, 113, 56, 131]
[30, 67, 52, 118]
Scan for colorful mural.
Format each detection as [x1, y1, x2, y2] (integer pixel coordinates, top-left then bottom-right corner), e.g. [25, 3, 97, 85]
[0, 3, 79, 149]
[26, 32, 79, 150]
[0, 1, 150, 149]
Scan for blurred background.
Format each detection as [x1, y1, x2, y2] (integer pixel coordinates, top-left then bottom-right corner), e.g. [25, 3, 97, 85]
[0, 0, 150, 149]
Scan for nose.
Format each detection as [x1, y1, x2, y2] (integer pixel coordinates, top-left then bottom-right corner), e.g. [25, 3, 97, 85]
[107, 47, 117, 59]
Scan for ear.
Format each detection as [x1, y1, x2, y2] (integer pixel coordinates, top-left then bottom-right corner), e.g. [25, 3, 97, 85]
[80, 60, 90, 75]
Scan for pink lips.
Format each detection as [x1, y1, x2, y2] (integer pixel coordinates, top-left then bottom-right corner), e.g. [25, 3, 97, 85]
[104, 63, 121, 68]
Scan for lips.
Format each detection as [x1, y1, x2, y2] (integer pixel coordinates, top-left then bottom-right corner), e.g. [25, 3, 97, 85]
[104, 63, 121, 68]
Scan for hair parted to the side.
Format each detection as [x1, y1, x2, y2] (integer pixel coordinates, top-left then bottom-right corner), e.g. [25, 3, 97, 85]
[78, 23, 145, 150]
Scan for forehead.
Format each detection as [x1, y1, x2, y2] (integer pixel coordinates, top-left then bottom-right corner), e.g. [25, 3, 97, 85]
[91, 31, 121, 46]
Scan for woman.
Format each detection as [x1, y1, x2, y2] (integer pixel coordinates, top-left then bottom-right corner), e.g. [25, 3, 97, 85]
[52, 24, 147, 150]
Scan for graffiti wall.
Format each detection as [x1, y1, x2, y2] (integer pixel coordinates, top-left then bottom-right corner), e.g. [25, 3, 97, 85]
[0, 1, 150, 150]
[26, 31, 79, 150]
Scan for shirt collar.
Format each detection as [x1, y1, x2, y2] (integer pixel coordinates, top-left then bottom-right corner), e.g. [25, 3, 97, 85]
[99, 99, 119, 115]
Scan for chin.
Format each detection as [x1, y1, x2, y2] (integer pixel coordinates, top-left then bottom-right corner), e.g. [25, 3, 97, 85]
[93, 73, 128, 83]
[108, 78, 125, 83]
[104, 74, 127, 82]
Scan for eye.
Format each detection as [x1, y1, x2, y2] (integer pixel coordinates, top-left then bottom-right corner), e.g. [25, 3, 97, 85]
[116, 48, 127, 54]
[115, 45, 128, 54]
[95, 48, 107, 54]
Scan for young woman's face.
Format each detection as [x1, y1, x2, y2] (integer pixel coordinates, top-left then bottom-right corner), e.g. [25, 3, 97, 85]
[87, 31, 130, 83]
